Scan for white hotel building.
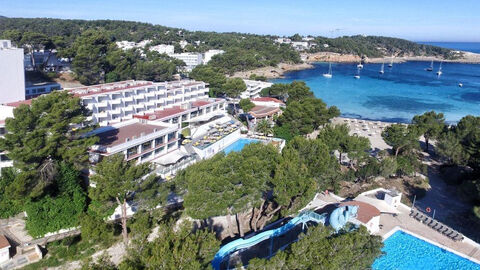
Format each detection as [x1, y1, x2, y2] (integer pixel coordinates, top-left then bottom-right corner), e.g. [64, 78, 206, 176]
[67, 80, 212, 126]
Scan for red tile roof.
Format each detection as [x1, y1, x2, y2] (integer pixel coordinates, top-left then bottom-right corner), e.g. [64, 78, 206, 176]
[0, 235, 10, 249]
[96, 123, 166, 148]
[340, 201, 380, 224]
[251, 97, 284, 104]
[191, 100, 212, 107]
[70, 81, 154, 97]
[134, 106, 186, 121]
[250, 105, 281, 118]
[5, 99, 32, 107]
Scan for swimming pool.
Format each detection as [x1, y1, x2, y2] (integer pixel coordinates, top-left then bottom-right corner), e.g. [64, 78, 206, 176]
[372, 230, 480, 270]
[223, 138, 260, 154]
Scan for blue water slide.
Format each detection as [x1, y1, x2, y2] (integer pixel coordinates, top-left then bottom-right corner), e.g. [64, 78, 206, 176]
[329, 205, 358, 232]
[211, 211, 327, 270]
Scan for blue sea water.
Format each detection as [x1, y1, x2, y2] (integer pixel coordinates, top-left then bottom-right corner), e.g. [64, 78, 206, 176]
[223, 138, 260, 154]
[372, 230, 480, 270]
[274, 61, 480, 123]
[419, 42, 480, 54]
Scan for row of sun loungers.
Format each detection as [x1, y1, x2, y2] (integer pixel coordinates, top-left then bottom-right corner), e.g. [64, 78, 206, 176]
[410, 210, 464, 242]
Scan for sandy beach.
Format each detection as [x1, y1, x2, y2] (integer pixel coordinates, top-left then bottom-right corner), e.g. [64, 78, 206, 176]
[331, 117, 393, 150]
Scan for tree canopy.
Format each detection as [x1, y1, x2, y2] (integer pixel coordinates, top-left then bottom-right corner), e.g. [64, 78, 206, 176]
[412, 111, 445, 152]
[0, 91, 97, 200]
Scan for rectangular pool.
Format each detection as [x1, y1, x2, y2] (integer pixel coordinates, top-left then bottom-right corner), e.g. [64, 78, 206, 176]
[372, 230, 480, 270]
[223, 138, 261, 154]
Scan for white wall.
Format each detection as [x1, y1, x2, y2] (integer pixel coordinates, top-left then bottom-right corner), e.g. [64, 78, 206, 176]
[0, 46, 25, 104]
[0, 247, 9, 263]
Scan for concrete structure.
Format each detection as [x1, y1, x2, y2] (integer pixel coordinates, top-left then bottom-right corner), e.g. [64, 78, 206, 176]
[150, 44, 175, 55]
[0, 40, 25, 104]
[0, 235, 10, 263]
[67, 80, 211, 126]
[24, 50, 70, 72]
[291, 41, 310, 51]
[169, 53, 203, 71]
[240, 80, 273, 99]
[115, 41, 137, 50]
[274, 37, 291, 44]
[203, 49, 225, 64]
[25, 82, 61, 99]
[249, 97, 285, 125]
[89, 119, 179, 164]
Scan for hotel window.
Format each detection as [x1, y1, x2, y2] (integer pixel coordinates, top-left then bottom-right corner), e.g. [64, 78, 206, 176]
[142, 141, 152, 151]
[167, 142, 176, 149]
[155, 137, 164, 146]
[155, 146, 165, 155]
[181, 114, 187, 121]
[141, 152, 152, 160]
[172, 117, 179, 124]
[190, 111, 197, 118]
[0, 127, 5, 135]
[167, 132, 176, 142]
[206, 107, 211, 113]
[127, 147, 138, 158]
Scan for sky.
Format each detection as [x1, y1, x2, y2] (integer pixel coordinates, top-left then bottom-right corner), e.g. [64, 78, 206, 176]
[1, 0, 479, 42]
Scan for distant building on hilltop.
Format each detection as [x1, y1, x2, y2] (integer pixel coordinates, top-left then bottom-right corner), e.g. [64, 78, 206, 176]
[169, 53, 203, 71]
[150, 44, 175, 55]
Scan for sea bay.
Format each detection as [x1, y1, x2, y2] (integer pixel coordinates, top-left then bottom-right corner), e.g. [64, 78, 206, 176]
[274, 60, 480, 123]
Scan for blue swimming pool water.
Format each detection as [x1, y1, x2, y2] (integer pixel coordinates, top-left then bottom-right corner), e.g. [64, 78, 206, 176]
[372, 230, 480, 270]
[223, 138, 260, 154]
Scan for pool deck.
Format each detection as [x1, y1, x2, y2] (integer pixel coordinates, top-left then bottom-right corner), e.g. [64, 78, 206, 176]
[314, 192, 480, 263]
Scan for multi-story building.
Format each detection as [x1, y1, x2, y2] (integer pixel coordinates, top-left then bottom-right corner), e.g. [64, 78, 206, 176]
[67, 80, 212, 126]
[168, 53, 203, 71]
[89, 119, 180, 164]
[26, 82, 62, 99]
[0, 40, 25, 104]
[240, 80, 273, 99]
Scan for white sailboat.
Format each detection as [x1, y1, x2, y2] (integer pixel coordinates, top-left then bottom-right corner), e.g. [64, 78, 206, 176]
[354, 68, 360, 79]
[426, 60, 433, 71]
[436, 61, 443, 75]
[323, 62, 333, 78]
[388, 57, 394, 68]
[379, 63, 385, 74]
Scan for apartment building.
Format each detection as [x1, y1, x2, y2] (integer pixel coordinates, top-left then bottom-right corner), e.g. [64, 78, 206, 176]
[240, 80, 273, 99]
[68, 80, 211, 126]
[89, 119, 180, 164]
[168, 53, 203, 71]
[0, 40, 25, 104]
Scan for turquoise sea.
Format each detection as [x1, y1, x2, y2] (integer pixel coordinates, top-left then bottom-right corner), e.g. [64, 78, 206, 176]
[274, 60, 480, 123]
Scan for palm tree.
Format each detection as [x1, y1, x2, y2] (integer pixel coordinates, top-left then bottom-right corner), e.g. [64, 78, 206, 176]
[256, 119, 272, 135]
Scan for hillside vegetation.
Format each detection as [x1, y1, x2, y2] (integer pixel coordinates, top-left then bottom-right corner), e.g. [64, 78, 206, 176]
[0, 17, 457, 82]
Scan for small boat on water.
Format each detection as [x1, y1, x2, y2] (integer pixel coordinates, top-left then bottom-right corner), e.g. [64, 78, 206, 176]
[323, 62, 333, 78]
[426, 60, 433, 71]
[436, 61, 443, 75]
[379, 63, 385, 74]
[354, 68, 361, 79]
[388, 55, 394, 67]
[458, 83, 463, 87]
